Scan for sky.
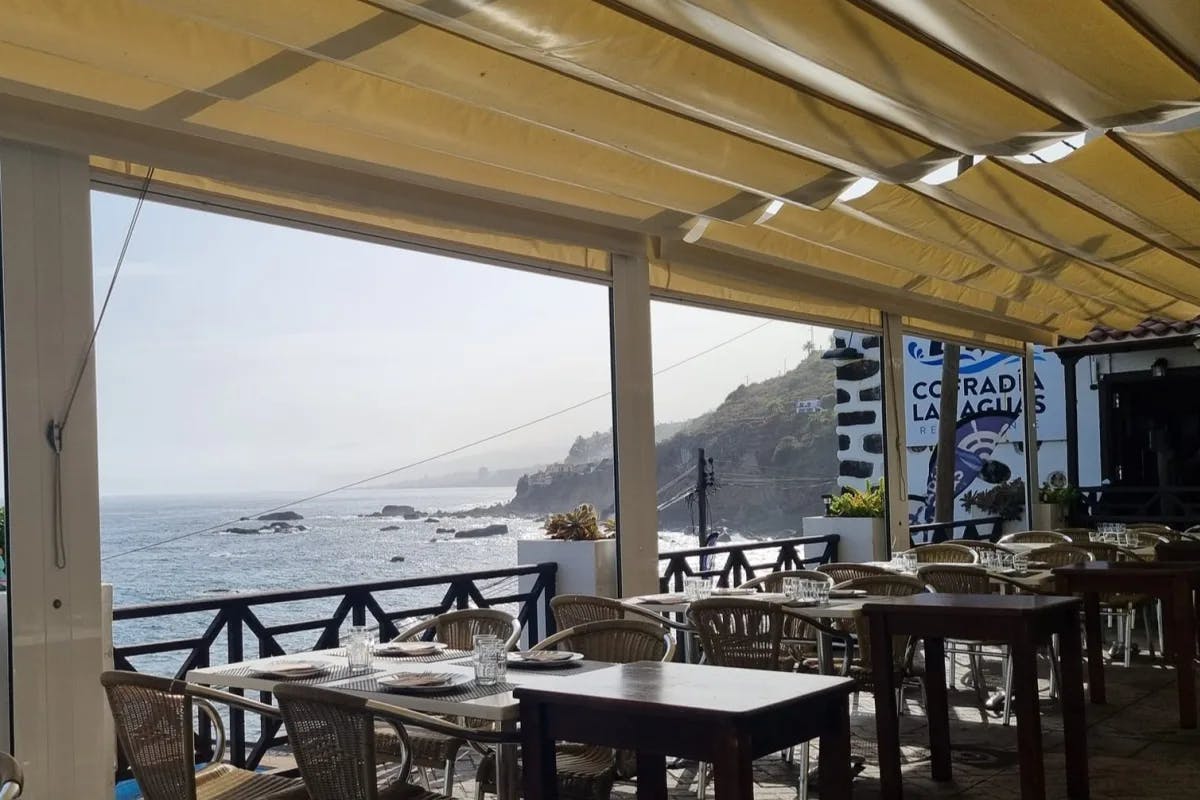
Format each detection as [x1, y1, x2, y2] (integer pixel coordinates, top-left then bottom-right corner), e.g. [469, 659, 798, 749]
[84, 192, 829, 496]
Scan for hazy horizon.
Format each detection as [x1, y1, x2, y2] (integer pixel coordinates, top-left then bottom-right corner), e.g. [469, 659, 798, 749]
[72, 192, 831, 497]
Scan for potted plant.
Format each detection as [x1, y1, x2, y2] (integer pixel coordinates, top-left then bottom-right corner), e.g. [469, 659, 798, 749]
[1034, 480, 1080, 531]
[517, 503, 618, 598]
[961, 478, 1027, 536]
[802, 480, 886, 562]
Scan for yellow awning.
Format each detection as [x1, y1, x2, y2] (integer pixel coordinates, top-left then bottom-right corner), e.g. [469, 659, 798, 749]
[1, 0, 1198, 347]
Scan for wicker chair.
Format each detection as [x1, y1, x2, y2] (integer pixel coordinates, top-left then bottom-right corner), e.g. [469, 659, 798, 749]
[549, 594, 681, 632]
[915, 565, 1014, 722]
[736, 569, 833, 591]
[827, 575, 929, 699]
[383, 609, 520, 792]
[817, 562, 892, 584]
[951, 540, 1013, 554]
[1126, 530, 1170, 548]
[392, 608, 521, 650]
[101, 671, 307, 800]
[475, 620, 675, 800]
[0, 753, 22, 800]
[275, 682, 512, 800]
[997, 530, 1070, 545]
[1069, 543, 1156, 665]
[910, 543, 978, 564]
[1054, 528, 1093, 543]
[1035, 544, 1094, 567]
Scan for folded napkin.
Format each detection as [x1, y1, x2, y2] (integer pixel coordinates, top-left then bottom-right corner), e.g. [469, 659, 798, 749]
[381, 672, 454, 688]
[517, 651, 574, 662]
[255, 662, 326, 679]
[377, 642, 441, 656]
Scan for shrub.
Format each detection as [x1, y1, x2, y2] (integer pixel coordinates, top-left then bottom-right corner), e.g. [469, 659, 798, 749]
[828, 480, 884, 518]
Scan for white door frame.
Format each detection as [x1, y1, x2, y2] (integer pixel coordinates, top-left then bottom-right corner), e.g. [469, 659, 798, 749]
[1, 141, 108, 798]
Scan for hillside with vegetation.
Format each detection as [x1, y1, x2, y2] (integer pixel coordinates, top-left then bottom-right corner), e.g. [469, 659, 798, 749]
[507, 352, 838, 535]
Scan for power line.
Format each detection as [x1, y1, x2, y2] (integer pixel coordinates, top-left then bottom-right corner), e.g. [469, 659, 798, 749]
[102, 319, 775, 562]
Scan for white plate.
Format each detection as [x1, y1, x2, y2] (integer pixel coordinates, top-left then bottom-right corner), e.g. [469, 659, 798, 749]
[377, 672, 472, 694]
[712, 588, 757, 596]
[375, 641, 448, 657]
[252, 662, 328, 680]
[507, 651, 585, 669]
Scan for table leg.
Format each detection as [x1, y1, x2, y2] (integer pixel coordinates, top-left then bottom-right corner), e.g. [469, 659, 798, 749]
[518, 705, 555, 800]
[1010, 637, 1046, 800]
[1169, 580, 1198, 729]
[1082, 591, 1106, 705]
[923, 637, 951, 782]
[1057, 621, 1090, 800]
[711, 732, 754, 800]
[636, 752, 667, 800]
[818, 697, 852, 800]
[869, 616, 902, 799]
[818, 632, 833, 675]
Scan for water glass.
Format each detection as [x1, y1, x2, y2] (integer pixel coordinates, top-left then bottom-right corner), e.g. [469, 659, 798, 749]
[901, 551, 919, 572]
[811, 581, 830, 606]
[1013, 552, 1029, 573]
[782, 577, 801, 600]
[998, 551, 1015, 571]
[346, 625, 375, 674]
[684, 577, 712, 601]
[472, 635, 505, 685]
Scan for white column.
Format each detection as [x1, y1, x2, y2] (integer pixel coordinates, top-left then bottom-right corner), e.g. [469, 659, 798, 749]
[880, 314, 909, 557]
[609, 252, 659, 595]
[1, 142, 107, 798]
[1022, 342, 1040, 526]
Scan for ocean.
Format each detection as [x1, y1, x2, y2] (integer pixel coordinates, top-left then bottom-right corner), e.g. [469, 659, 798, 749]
[101, 487, 706, 675]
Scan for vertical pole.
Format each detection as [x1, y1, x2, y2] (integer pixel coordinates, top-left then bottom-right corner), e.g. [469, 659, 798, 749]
[1022, 343, 1040, 527]
[696, 448, 708, 548]
[609, 252, 659, 596]
[1063, 356, 1080, 489]
[880, 314, 909, 557]
[0, 141, 106, 797]
[933, 344, 960, 524]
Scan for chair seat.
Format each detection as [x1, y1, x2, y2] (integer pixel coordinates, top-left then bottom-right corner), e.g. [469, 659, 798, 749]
[376, 723, 467, 767]
[194, 763, 308, 800]
[376, 764, 455, 800]
[476, 742, 615, 800]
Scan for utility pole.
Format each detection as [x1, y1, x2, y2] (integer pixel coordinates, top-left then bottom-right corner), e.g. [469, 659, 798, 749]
[695, 448, 717, 548]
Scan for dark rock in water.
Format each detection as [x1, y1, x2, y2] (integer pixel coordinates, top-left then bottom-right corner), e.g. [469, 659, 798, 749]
[390, 555, 406, 563]
[258, 511, 303, 521]
[403, 512, 423, 520]
[265, 521, 297, 531]
[380, 505, 416, 517]
[225, 526, 262, 535]
[380, 525, 401, 532]
[425, 517, 440, 523]
[454, 523, 509, 539]
[436, 527, 456, 534]
[296, 525, 308, 532]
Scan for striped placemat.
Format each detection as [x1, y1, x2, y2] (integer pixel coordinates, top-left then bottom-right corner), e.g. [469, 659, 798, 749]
[329, 648, 471, 664]
[341, 676, 515, 701]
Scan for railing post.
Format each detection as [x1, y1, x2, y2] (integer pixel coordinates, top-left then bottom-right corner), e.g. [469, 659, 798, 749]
[227, 611, 245, 768]
[542, 563, 557, 637]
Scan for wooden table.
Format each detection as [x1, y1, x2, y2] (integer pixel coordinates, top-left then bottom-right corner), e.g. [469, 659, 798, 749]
[863, 594, 1088, 800]
[515, 661, 856, 800]
[189, 648, 609, 800]
[1054, 561, 1200, 728]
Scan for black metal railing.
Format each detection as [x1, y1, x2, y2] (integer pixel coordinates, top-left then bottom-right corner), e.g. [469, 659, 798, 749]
[909, 516, 1005, 546]
[1077, 486, 1200, 527]
[657, 535, 839, 591]
[112, 562, 556, 773]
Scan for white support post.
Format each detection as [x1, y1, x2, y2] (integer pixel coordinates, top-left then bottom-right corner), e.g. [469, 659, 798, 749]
[880, 314, 909, 557]
[609, 252, 659, 595]
[1022, 342, 1040, 527]
[1, 141, 108, 798]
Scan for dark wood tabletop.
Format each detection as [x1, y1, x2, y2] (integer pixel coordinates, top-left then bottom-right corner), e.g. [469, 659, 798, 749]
[512, 660, 852, 716]
[863, 593, 1081, 616]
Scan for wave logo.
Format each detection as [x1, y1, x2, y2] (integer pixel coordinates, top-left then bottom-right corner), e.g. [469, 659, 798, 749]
[906, 341, 1046, 375]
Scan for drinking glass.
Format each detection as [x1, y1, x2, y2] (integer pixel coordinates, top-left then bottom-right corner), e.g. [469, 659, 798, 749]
[473, 634, 503, 685]
[1013, 552, 1029, 573]
[684, 577, 710, 601]
[812, 581, 830, 606]
[782, 577, 801, 600]
[998, 551, 1015, 571]
[346, 625, 375, 674]
[901, 552, 919, 572]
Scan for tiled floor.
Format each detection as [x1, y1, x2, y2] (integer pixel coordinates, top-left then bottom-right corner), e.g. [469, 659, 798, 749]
[420, 648, 1199, 800]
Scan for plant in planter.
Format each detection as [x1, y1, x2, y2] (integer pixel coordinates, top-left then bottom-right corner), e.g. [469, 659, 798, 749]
[1034, 479, 1080, 530]
[961, 478, 1026, 521]
[543, 504, 614, 540]
[827, 480, 885, 518]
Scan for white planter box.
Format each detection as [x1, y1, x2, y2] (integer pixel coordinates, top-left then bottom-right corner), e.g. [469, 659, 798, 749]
[802, 516, 886, 562]
[1031, 502, 1066, 531]
[517, 538, 617, 646]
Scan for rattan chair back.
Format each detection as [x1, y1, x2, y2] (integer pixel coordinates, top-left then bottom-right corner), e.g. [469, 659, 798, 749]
[915, 564, 992, 594]
[1036, 544, 1094, 567]
[687, 598, 787, 670]
[101, 671, 199, 800]
[0, 753, 20, 800]
[550, 594, 628, 629]
[393, 608, 520, 650]
[1126, 530, 1170, 547]
[1074, 542, 1142, 563]
[1055, 528, 1093, 542]
[534, 619, 674, 663]
[998, 531, 1070, 545]
[736, 569, 832, 592]
[275, 683, 404, 800]
[910, 543, 978, 564]
[832, 575, 928, 669]
[817, 562, 892, 584]
[951, 539, 1010, 553]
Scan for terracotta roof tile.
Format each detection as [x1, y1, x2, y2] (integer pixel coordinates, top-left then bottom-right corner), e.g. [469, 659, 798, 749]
[1062, 316, 1200, 345]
